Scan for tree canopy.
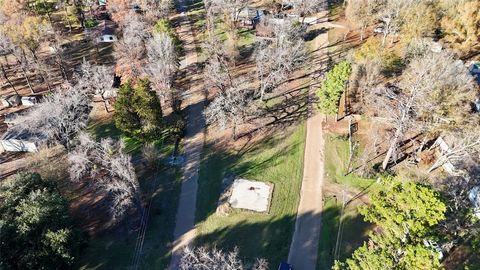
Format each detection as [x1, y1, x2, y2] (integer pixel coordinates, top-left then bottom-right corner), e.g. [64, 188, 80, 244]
[114, 79, 163, 140]
[336, 177, 446, 270]
[441, 0, 480, 53]
[360, 179, 446, 238]
[0, 172, 80, 269]
[316, 61, 352, 115]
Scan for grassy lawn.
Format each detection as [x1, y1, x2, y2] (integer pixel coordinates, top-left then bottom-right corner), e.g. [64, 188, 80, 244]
[77, 118, 182, 270]
[194, 124, 306, 266]
[317, 134, 376, 270]
[317, 196, 371, 270]
[76, 165, 182, 270]
[325, 134, 376, 190]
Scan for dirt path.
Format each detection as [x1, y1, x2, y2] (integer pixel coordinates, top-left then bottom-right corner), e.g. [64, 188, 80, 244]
[287, 8, 329, 270]
[168, 1, 204, 269]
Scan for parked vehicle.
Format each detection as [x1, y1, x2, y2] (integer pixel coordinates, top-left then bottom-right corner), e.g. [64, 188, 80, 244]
[278, 262, 293, 270]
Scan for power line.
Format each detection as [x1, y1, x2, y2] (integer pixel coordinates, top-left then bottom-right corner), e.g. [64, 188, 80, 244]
[130, 160, 162, 270]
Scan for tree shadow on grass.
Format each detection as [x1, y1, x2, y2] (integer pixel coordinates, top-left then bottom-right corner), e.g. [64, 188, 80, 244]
[195, 132, 300, 223]
[317, 197, 373, 270]
[75, 165, 182, 270]
[194, 206, 370, 269]
[194, 214, 298, 268]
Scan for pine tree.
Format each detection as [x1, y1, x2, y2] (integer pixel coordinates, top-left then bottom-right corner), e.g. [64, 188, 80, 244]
[114, 79, 163, 140]
[114, 81, 142, 137]
[0, 172, 80, 269]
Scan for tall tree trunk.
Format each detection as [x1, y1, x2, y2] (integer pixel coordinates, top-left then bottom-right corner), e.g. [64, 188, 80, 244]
[64, 7, 73, 32]
[3, 55, 9, 69]
[14, 52, 35, 93]
[58, 59, 68, 80]
[382, 31, 388, 46]
[1, 63, 18, 95]
[20, 66, 35, 94]
[41, 72, 52, 91]
[232, 122, 237, 140]
[382, 135, 399, 170]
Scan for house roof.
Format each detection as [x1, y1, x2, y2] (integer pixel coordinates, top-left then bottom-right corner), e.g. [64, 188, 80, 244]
[238, 7, 263, 19]
[102, 26, 115, 36]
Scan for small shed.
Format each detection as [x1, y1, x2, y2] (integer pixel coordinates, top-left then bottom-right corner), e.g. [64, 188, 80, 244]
[21, 96, 37, 107]
[97, 26, 117, 43]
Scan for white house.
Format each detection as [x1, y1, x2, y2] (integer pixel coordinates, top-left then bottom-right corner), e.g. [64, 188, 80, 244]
[97, 26, 117, 43]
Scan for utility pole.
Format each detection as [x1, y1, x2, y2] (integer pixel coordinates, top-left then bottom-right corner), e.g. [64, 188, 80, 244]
[334, 189, 346, 260]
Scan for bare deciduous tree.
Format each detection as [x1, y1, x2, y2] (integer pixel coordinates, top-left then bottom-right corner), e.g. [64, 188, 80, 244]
[140, 0, 174, 23]
[0, 30, 17, 94]
[291, 0, 324, 18]
[114, 11, 149, 78]
[180, 246, 268, 270]
[107, 0, 130, 25]
[204, 82, 254, 139]
[203, 55, 233, 93]
[77, 60, 117, 112]
[351, 59, 383, 111]
[345, 0, 381, 41]
[145, 32, 178, 104]
[206, 0, 249, 59]
[374, 50, 475, 170]
[68, 132, 142, 223]
[207, 0, 249, 21]
[255, 20, 307, 100]
[428, 131, 480, 173]
[377, 0, 416, 45]
[11, 86, 91, 150]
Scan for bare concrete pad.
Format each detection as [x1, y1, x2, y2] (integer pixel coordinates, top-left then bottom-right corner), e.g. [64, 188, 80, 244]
[228, 179, 272, 213]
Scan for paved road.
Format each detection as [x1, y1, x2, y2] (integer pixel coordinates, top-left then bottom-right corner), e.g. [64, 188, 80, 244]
[168, 1, 204, 269]
[287, 8, 329, 270]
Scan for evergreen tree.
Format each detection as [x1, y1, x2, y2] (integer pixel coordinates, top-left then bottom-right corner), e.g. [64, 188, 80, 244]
[114, 79, 163, 140]
[335, 177, 446, 270]
[316, 61, 352, 115]
[0, 172, 80, 269]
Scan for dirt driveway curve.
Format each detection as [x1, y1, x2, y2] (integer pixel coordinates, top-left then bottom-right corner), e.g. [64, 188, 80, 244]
[168, 1, 204, 269]
[287, 7, 329, 270]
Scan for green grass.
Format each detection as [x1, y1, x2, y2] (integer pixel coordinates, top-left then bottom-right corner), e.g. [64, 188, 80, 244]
[317, 197, 371, 270]
[238, 28, 255, 47]
[76, 162, 182, 270]
[195, 124, 306, 266]
[87, 120, 143, 153]
[325, 134, 376, 190]
[77, 119, 182, 269]
[317, 134, 377, 269]
[87, 119, 176, 155]
[318, 197, 341, 270]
